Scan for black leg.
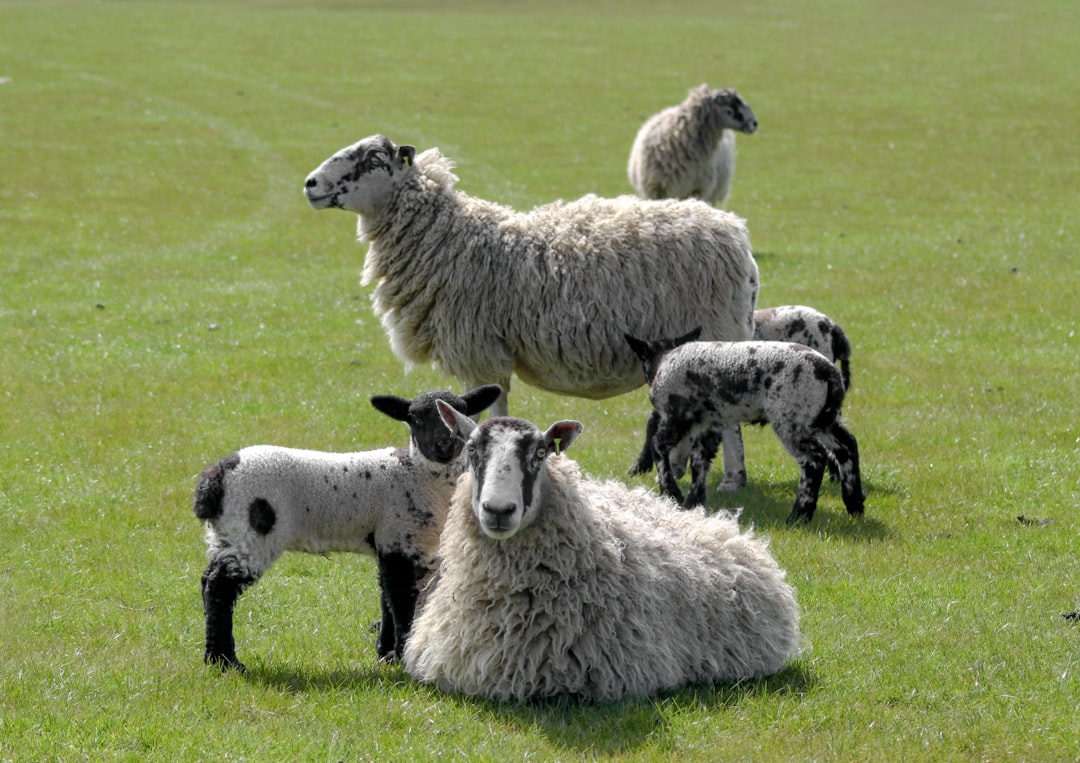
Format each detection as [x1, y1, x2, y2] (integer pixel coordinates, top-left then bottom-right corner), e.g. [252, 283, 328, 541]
[201, 555, 255, 672]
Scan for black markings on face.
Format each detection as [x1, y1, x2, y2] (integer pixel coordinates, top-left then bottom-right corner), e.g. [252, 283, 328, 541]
[248, 498, 276, 536]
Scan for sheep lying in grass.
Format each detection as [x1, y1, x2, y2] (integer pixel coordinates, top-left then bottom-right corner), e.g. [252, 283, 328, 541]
[628, 84, 758, 208]
[193, 384, 501, 671]
[626, 329, 865, 523]
[303, 133, 760, 419]
[401, 404, 801, 702]
[755, 305, 852, 390]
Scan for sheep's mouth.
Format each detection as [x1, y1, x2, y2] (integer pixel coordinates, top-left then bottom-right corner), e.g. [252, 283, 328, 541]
[305, 192, 340, 210]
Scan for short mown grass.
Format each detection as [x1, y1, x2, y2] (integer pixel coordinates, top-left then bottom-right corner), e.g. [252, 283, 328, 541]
[1, 0, 1077, 760]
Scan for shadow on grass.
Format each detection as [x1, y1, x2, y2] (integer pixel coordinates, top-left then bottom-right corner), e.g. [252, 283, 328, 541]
[461, 663, 817, 757]
[704, 477, 894, 541]
[243, 661, 409, 694]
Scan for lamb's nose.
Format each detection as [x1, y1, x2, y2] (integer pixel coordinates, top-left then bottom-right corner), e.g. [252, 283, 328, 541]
[305, 177, 318, 189]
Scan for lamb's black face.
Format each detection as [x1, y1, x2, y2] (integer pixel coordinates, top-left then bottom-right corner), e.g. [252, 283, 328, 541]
[410, 393, 471, 465]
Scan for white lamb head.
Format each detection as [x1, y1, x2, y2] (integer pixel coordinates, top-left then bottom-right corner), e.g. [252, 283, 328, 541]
[303, 133, 416, 216]
[436, 401, 583, 541]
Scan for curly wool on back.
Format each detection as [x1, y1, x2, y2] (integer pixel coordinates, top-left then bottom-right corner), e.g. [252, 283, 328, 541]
[305, 134, 760, 418]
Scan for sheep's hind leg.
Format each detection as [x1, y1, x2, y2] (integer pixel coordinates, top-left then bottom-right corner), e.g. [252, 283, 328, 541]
[823, 422, 865, 516]
[774, 424, 828, 524]
[201, 554, 256, 672]
[717, 425, 747, 492]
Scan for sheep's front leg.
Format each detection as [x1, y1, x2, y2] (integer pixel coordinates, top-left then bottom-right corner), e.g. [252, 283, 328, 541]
[201, 556, 255, 672]
[653, 419, 686, 505]
[684, 430, 721, 507]
[629, 410, 659, 475]
[717, 425, 747, 492]
[375, 550, 426, 663]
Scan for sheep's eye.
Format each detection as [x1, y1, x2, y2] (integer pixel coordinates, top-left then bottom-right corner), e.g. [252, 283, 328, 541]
[467, 444, 476, 458]
[535, 447, 547, 461]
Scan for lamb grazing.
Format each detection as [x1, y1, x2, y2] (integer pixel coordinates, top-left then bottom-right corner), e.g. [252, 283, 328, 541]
[303, 133, 760, 420]
[193, 384, 501, 672]
[401, 403, 801, 703]
[627, 84, 758, 208]
[625, 329, 865, 523]
[755, 305, 852, 391]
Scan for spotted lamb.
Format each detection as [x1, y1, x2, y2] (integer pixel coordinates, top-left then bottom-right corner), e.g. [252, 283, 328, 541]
[626, 329, 865, 523]
[401, 404, 801, 702]
[193, 384, 501, 671]
[755, 305, 852, 390]
[627, 84, 758, 208]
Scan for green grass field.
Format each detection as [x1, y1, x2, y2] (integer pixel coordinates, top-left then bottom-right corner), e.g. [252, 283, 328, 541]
[1, 0, 1077, 759]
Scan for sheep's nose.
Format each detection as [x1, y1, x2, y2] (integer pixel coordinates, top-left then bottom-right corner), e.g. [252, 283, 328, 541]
[305, 176, 318, 189]
[482, 502, 516, 518]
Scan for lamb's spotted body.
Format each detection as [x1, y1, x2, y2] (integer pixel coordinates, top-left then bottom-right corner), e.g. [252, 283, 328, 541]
[194, 386, 500, 671]
[627, 332, 865, 523]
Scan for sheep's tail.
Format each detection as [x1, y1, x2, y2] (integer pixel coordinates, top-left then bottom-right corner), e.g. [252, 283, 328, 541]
[831, 326, 853, 391]
[193, 453, 240, 521]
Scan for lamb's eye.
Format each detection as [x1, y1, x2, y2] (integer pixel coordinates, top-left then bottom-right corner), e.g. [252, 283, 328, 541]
[535, 447, 547, 461]
[467, 444, 477, 458]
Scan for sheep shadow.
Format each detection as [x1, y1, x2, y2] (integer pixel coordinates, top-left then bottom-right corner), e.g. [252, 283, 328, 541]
[242, 661, 408, 694]
[700, 476, 893, 540]
[465, 663, 817, 756]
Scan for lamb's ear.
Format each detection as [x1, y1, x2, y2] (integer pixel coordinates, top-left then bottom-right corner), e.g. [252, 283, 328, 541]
[370, 394, 412, 422]
[437, 399, 478, 441]
[397, 144, 416, 167]
[624, 333, 652, 363]
[544, 421, 584, 456]
[461, 384, 503, 416]
[676, 326, 703, 345]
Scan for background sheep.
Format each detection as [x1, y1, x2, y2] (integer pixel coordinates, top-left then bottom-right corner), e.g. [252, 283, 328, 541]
[626, 330, 865, 523]
[627, 84, 758, 207]
[754, 305, 852, 390]
[194, 385, 501, 671]
[303, 133, 760, 419]
[402, 404, 801, 702]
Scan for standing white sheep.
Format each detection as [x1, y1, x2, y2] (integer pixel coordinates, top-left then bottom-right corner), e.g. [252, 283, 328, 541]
[627, 84, 758, 207]
[303, 133, 760, 421]
[194, 385, 501, 671]
[626, 329, 865, 523]
[402, 404, 801, 702]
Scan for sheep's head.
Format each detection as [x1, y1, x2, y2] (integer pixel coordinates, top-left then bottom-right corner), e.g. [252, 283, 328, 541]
[304, 134, 417, 216]
[437, 402, 583, 540]
[711, 88, 758, 134]
[371, 385, 502, 465]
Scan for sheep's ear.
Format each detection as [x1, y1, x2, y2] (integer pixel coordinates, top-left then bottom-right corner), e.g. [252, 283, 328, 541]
[462, 384, 503, 416]
[370, 394, 412, 422]
[676, 326, 703, 345]
[437, 399, 477, 441]
[397, 145, 416, 167]
[624, 333, 652, 362]
[544, 421, 584, 455]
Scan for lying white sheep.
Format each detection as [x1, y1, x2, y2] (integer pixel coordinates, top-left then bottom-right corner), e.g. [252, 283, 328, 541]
[627, 84, 758, 208]
[193, 385, 501, 671]
[303, 134, 760, 421]
[754, 305, 852, 390]
[402, 404, 801, 702]
[626, 329, 865, 523]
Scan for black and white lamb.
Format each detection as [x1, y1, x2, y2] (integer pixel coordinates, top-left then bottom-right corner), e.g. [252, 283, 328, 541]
[754, 305, 852, 391]
[627, 84, 758, 208]
[401, 403, 801, 702]
[626, 329, 865, 523]
[303, 133, 760, 419]
[193, 384, 501, 671]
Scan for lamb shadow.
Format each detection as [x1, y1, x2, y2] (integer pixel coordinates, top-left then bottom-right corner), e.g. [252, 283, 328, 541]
[704, 478, 893, 540]
[468, 663, 816, 756]
[242, 661, 409, 694]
